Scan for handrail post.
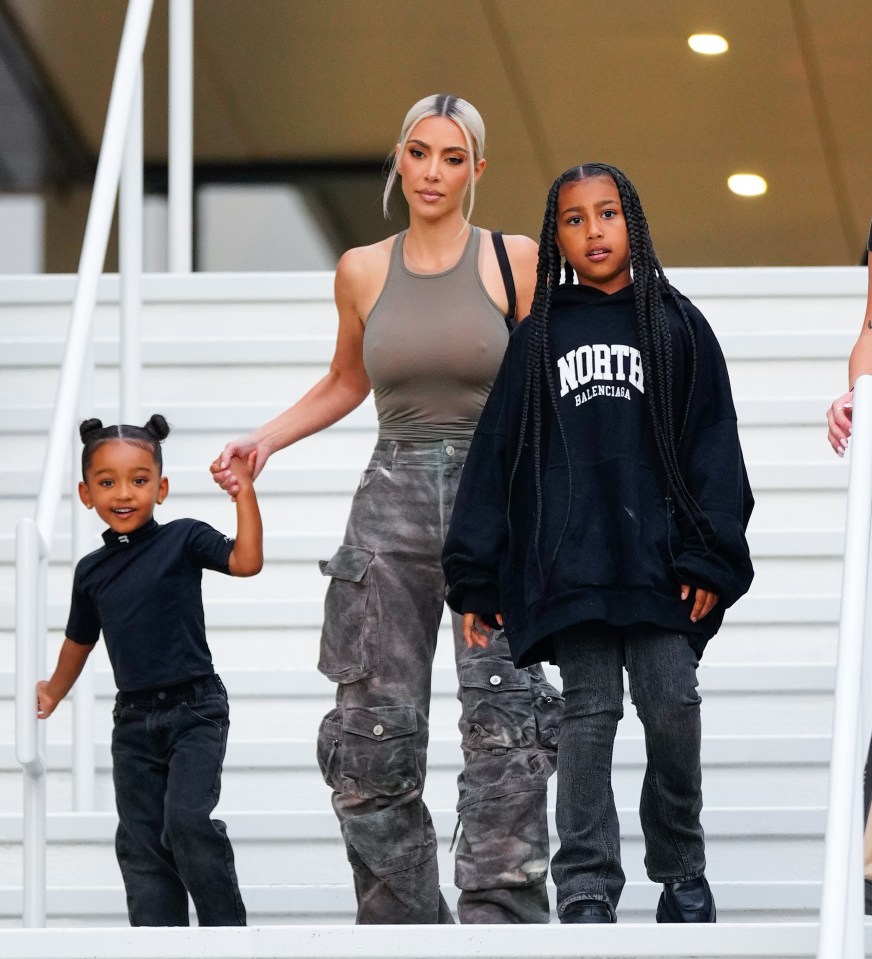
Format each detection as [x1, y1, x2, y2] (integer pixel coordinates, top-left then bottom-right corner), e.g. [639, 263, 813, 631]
[71, 348, 96, 810]
[818, 372, 872, 957]
[16, 518, 47, 927]
[120, 63, 143, 423]
[168, 0, 193, 272]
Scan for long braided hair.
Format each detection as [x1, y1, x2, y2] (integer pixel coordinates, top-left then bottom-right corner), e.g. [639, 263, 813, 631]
[510, 163, 714, 585]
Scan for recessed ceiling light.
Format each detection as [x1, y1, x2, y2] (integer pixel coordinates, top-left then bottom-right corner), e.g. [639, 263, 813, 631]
[728, 173, 768, 197]
[688, 34, 729, 55]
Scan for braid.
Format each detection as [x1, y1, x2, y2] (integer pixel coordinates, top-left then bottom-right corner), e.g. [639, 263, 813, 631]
[508, 171, 577, 585]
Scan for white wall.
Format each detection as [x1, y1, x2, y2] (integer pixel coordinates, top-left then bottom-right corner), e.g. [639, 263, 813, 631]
[0, 195, 43, 273]
[197, 184, 337, 272]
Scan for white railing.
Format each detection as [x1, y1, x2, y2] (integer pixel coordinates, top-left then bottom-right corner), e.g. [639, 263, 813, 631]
[13, 0, 197, 926]
[168, 0, 193, 273]
[14, 519, 47, 929]
[818, 372, 872, 957]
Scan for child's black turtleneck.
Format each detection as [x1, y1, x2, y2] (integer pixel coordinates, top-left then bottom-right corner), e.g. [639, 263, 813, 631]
[67, 518, 235, 691]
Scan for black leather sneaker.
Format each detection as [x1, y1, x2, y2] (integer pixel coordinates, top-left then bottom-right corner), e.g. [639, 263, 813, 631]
[655, 876, 716, 923]
[561, 900, 614, 923]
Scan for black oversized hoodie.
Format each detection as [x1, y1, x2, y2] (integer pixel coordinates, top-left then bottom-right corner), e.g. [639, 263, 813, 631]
[442, 282, 754, 668]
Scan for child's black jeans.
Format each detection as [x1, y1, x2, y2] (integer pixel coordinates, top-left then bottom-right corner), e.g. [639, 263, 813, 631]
[111, 673, 246, 926]
[551, 623, 706, 921]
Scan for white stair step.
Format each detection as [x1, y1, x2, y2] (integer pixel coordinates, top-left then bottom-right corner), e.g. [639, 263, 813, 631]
[0, 622, 842, 669]
[0, 528, 850, 566]
[0, 396, 850, 431]
[0, 807, 827, 887]
[0, 594, 846, 633]
[0, 734, 831, 813]
[1, 460, 858, 498]
[0, 916, 838, 955]
[0, 663, 836, 741]
[0, 880, 825, 927]
[0, 662, 838, 700]
[1, 329, 862, 367]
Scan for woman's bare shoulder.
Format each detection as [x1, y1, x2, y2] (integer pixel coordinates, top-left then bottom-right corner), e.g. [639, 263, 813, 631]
[500, 233, 538, 261]
[335, 235, 397, 320]
[337, 235, 396, 280]
[492, 233, 538, 321]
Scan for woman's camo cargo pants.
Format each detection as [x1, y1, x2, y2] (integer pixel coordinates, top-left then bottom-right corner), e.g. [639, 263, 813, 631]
[317, 439, 563, 924]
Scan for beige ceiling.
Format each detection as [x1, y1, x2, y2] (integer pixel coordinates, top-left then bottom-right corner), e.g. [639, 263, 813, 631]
[8, 0, 872, 266]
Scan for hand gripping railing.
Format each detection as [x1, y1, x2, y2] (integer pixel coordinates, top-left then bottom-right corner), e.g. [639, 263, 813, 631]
[818, 373, 872, 957]
[14, 0, 154, 927]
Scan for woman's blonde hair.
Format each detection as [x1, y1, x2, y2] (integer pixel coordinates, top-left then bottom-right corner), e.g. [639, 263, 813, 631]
[383, 94, 486, 223]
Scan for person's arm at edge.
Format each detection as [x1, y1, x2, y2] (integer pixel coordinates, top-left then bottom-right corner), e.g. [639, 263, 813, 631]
[37, 638, 95, 719]
[828, 240, 872, 455]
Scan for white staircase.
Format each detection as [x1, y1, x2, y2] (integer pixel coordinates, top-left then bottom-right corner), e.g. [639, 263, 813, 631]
[0, 266, 868, 957]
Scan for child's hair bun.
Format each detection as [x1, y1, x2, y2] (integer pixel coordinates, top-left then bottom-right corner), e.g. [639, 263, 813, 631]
[79, 418, 105, 442]
[144, 414, 171, 441]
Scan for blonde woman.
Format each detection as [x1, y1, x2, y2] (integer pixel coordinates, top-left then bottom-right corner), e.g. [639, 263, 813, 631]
[212, 95, 562, 925]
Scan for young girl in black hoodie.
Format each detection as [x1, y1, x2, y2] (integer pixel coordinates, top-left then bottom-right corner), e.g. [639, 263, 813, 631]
[442, 164, 754, 925]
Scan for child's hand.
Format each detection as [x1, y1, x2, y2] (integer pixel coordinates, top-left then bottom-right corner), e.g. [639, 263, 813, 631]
[36, 680, 59, 720]
[228, 452, 258, 494]
[463, 612, 503, 649]
[211, 438, 267, 500]
[213, 451, 258, 502]
[681, 585, 719, 623]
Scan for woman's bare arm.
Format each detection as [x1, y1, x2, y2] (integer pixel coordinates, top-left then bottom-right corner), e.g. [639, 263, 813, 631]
[212, 248, 376, 493]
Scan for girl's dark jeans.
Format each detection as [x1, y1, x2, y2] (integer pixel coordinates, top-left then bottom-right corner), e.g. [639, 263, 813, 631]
[551, 623, 706, 920]
[111, 673, 246, 926]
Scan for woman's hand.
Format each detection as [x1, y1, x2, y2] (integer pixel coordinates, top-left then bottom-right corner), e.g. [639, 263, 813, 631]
[826, 391, 854, 456]
[681, 585, 719, 623]
[463, 612, 503, 649]
[210, 435, 270, 499]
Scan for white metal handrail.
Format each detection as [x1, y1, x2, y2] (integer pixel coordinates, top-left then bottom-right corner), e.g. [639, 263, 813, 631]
[818, 372, 872, 957]
[169, 0, 193, 272]
[14, 0, 156, 927]
[14, 519, 47, 929]
[33, 0, 153, 543]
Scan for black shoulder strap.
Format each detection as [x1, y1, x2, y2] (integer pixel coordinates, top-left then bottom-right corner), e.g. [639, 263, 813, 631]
[491, 230, 517, 332]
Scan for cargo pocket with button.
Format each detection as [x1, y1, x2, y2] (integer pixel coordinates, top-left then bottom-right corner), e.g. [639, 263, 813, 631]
[331, 704, 420, 800]
[318, 544, 379, 684]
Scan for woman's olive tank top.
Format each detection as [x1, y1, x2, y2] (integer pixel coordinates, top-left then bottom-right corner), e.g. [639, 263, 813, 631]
[362, 226, 508, 441]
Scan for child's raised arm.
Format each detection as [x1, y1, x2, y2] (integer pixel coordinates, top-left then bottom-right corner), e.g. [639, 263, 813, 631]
[37, 638, 96, 719]
[227, 452, 264, 577]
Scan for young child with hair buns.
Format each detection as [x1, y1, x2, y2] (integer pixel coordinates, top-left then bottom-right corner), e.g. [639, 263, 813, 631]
[37, 414, 262, 927]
